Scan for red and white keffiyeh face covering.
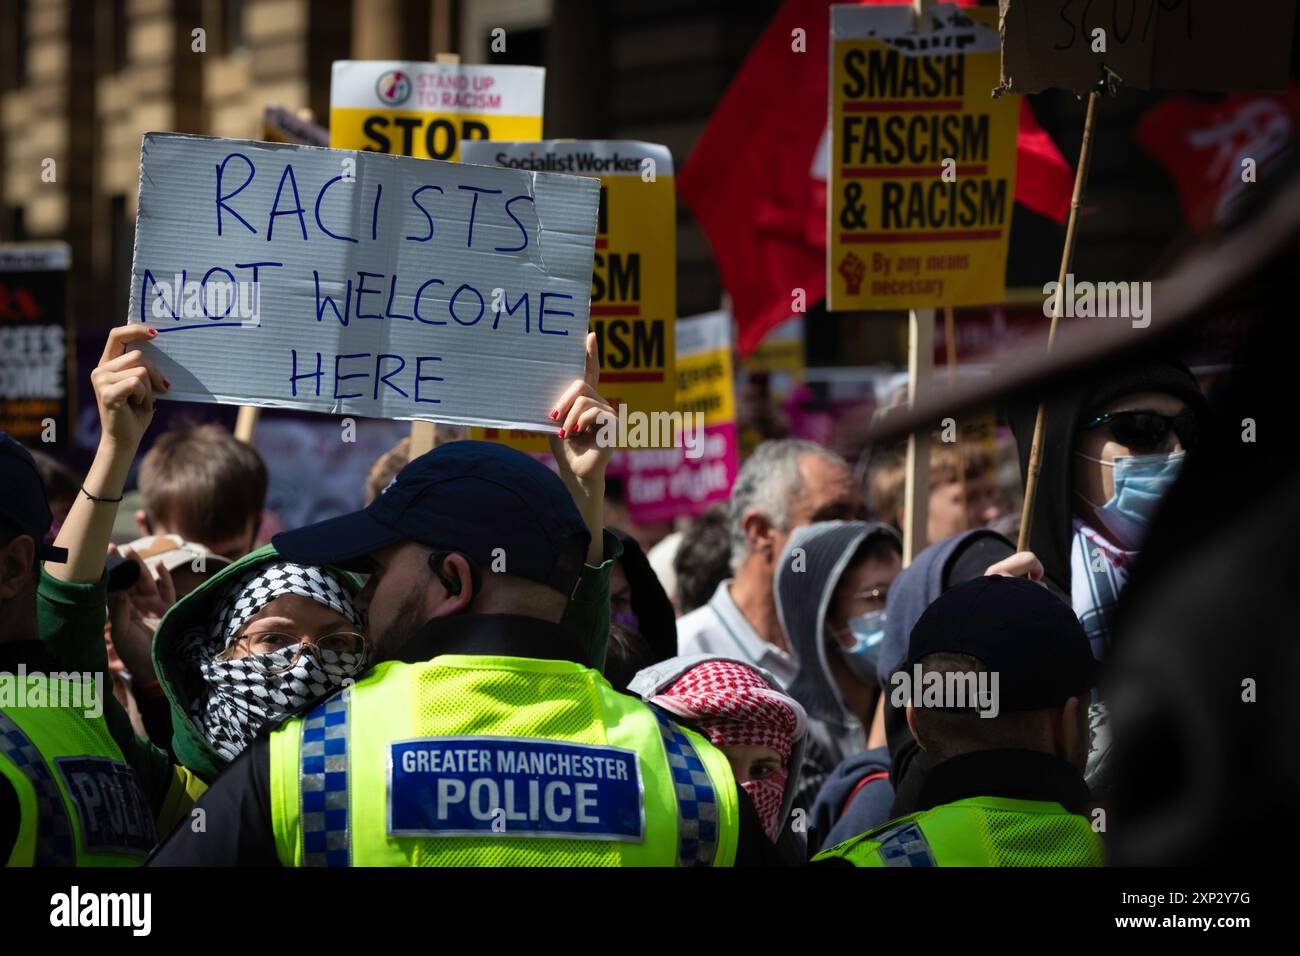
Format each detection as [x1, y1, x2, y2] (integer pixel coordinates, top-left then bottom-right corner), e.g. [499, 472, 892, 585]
[652, 661, 803, 842]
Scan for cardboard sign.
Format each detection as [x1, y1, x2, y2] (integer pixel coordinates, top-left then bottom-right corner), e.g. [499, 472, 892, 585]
[126, 133, 599, 431]
[998, 0, 1298, 95]
[463, 141, 676, 416]
[0, 243, 72, 447]
[626, 311, 738, 524]
[329, 60, 544, 161]
[829, 4, 1019, 311]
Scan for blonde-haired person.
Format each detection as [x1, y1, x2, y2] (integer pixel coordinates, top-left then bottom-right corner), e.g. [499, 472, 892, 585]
[868, 441, 1000, 547]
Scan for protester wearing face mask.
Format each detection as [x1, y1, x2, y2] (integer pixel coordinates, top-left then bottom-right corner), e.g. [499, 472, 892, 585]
[628, 655, 806, 853]
[609, 528, 677, 666]
[179, 562, 366, 763]
[773, 521, 902, 843]
[1008, 360, 1209, 792]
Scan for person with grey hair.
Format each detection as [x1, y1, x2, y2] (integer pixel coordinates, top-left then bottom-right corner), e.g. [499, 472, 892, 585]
[677, 439, 864, 686]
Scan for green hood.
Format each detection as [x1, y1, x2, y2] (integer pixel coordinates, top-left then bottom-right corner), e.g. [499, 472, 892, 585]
[151, 544, 363, 782]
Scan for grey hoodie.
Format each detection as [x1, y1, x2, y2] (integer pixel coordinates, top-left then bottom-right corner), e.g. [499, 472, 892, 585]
[773, 520, 901, 812]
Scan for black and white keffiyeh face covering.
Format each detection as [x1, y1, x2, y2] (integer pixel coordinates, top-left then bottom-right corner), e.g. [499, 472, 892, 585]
[183, 562, 366, 762]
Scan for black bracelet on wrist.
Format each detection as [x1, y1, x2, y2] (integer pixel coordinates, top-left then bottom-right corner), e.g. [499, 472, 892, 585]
[80, 485, 124, 503]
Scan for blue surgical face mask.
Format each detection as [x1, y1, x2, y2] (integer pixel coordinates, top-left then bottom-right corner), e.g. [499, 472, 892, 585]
[833, 609, 887, 685]
[1075, 450, 1186, 550]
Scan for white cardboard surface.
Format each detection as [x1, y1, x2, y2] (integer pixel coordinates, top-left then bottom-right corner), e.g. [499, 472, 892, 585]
[126, 132, 599, 430]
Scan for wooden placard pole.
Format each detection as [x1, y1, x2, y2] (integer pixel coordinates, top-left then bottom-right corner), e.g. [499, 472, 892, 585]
[900, 0, 935, 567]
[1016, 89, 1101, 552]
[234, 405, 259, 443]
[407, 51, 464, 459]
[943, 305, 967, 531]
[903, 307, 935, 565]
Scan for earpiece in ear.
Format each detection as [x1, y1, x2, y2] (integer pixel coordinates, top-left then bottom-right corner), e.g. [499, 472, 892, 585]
[428, 551, 462, 596]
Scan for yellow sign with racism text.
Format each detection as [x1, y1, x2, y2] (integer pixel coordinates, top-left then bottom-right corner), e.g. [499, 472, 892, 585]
[465, 141, 676, 452]
[329, 61, 544, 161]
[829, 4, 1018, 311]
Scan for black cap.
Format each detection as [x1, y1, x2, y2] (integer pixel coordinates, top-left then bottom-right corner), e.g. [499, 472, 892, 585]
[274, 440, 590, 595]
[0, 432, 68, 564]
[905, 575, 1099, 711]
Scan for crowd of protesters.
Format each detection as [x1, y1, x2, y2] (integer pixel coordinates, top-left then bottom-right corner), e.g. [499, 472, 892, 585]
[0, 318, 1206, 867]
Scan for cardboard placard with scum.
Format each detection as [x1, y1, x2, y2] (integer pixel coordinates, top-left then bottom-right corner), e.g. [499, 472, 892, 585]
[829, 3, 1019, 311]
[329, 60, 544, 161]
[998, 0, 1298, 96]
[463, 140, 676, 453]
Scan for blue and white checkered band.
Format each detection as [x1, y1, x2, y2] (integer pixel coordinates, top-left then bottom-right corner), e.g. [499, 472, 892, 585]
[874, 821, 936, 867]
[0, 711, 75, 866]
[300, 689, 351, 867]
[652, 709, 719, 867]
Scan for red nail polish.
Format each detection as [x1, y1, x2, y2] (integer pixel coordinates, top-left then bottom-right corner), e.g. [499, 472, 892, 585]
[549, 410, 558, 420]
[163, 378, 171, 389]
[557, 428, 566, 438]
[147, 329, 157, 336]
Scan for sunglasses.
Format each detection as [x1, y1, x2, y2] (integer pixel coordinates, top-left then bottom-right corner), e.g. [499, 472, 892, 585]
[1080, 409, 1198, 454]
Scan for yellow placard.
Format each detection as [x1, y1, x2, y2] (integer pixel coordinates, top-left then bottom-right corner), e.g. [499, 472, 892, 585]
[466, 141, 676, 452]
[677, 332, 735, 429]
[329, 61, 544, 161]
[828, 5, 1018, 311]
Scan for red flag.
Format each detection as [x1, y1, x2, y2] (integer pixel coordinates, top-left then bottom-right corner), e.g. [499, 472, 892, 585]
[680, 0, 1073, 356]
[1136, 84, 1300, 234]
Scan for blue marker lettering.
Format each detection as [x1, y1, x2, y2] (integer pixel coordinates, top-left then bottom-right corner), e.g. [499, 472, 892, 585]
[414, 356, 443, 404]
[492, 290, 530, 332]
[385, 275, 414, 321]
[289, 349, 323, 397]
[267, 163, 308, 241]
[215, 153, 257, 237]
[538, 292, 574, 336]
[373, 354, 408, 400]
[314, 176, 358, 243]
[234, 261, 284, 285]
[414, 279, 446, 325]
[498, 195, 533, 253]
[140, 268, 183, 323]
[314, 271, 353, 326]
[449, 283, 484, 327]
[201, 267, 236, 319]
[458, 184, 503, 248]
[405, 185, 443, 242]
[334, 352, 370, 400]
[354, 271, 384, 320]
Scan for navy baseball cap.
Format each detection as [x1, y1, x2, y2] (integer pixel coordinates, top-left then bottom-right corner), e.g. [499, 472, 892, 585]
[0, 432, 69, 564]
[273, 440, 590, 595]
[905, 575, 1100, 711]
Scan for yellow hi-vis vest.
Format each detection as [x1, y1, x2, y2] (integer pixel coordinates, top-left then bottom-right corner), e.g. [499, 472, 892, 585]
[269, 656, 741, 866]
[813, 796, 1106, 867]
[1, 677, 157, 866]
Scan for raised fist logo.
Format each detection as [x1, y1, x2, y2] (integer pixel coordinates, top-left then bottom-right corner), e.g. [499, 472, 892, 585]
[839, 252, 866, 296]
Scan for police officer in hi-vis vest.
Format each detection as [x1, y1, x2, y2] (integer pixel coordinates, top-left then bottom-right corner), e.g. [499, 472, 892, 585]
[1, 433, 157, 866]
[815, 575, 1107, 867]
[151, 441, 788, 866]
